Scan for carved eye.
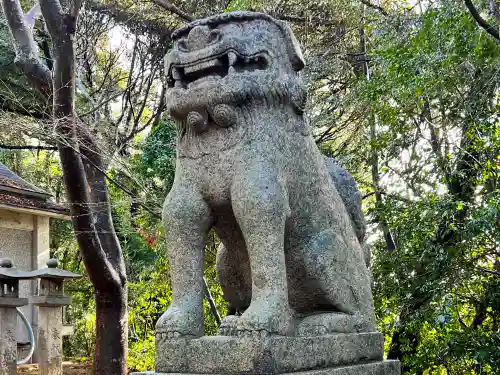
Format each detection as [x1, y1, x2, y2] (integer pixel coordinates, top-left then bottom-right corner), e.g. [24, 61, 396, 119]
[178, 38, 188, 51]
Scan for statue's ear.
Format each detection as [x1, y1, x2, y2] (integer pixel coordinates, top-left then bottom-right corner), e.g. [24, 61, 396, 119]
[277, 20, 306, 72]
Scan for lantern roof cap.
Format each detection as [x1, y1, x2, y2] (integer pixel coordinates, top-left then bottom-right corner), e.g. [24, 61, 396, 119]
[27, 259, 82, 280]
[0, 258, 34, 279]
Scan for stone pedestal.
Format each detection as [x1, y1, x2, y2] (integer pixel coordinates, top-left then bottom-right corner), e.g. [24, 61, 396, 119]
[133, 360, 400, 374]
[132, 332, 400, 375]
[0, 298, 28, 375]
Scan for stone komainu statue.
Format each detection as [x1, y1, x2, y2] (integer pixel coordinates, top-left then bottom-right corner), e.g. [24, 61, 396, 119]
[218, 155, 371, 320]
[159, 11, 376, 339]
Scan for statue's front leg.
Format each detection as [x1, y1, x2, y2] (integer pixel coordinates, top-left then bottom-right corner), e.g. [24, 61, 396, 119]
[156, 183, 212, 338]
[231, 160, 294, 336]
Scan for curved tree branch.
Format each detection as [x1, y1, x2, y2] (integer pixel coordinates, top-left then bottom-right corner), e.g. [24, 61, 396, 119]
[0, 0, 52, 96]
[87, 0, 175, 37]
[0, 144, 58, 150]
[464, 0, 500, 41]
[359, 0, 389, 16]
[150, 0, 194, 21]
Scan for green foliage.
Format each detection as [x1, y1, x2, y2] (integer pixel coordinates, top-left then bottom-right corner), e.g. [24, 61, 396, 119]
[131, 120, 177, 209]
[68, 310, 97, 360]
[360, 2, 500, 373]
[1, 0, 499, 372]
[128, 335, 155, 371]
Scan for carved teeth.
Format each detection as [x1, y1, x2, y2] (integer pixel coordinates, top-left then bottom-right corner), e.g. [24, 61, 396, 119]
[172, 67, 181, 80]
[169, 50, 269, 89]
[228, 51, 237, 66]
[184, 59, 220, 74]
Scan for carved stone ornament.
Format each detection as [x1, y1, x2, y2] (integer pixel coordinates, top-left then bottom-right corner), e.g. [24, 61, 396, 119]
[147, 11, 400, 375]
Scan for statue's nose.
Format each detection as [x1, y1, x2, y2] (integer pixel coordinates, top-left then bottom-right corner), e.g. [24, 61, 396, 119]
[184, 25, 221, 51]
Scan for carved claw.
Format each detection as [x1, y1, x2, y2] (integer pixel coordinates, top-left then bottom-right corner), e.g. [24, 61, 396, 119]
[236, 299, 295, 336]
[155, 305, 203, 339]
[219, 315, 239, 336]
[237, 329, 270, 340]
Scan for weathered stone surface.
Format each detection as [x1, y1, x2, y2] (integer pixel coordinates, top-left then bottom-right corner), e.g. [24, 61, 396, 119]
[30, 295, 71, 307]
[37, 306, 63, 375]
[0, 296, 28, 307]
[154, 333, 384, 374]
[158, 9, 376, 340]
[132, 360, 400, 375]
[0, 307, 19, 375]
[323, 157, 366, 246]
[216, 156, 370, 321]
[153, 10, 400, 375]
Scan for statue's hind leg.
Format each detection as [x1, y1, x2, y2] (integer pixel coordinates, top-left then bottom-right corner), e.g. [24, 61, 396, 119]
[298, 229, 377, 332]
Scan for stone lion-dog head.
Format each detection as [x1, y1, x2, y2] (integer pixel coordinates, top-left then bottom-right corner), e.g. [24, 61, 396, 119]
[164, 12, 308, 158]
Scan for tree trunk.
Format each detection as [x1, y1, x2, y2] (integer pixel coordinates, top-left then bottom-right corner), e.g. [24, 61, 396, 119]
[40, 3, 128, 373]
[0, 0, 129, 373]
[95, 290, 128, 373]
[80, 131, 128, 374]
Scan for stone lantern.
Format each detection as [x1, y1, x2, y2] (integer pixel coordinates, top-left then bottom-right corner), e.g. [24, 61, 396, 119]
[28, 259, 81, 375]
[0, 258, 33, 375]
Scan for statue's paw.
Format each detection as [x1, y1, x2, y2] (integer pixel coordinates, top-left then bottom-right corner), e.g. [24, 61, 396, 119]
[219, 315, 239, 336]
[236, 299, 294, 336]
[237, 329, 271, 340]
[157, 331, 184, 341]
[295, 312, 377, 336]
[156, 305, 202, 339]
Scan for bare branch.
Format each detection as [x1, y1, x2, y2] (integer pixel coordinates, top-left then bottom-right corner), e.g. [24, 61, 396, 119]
[490, 0, 500, 22]
[203, 277, 222, 325]
[150, 0, 194, 21]
[0, 144, 58, 150]
[77, 88, 131, 118]
[87, 0, 175, 37]
[362, 189, 412, 204]
[464, 0, 500, 41]
[477, 267, 500, 276]
[75, 129, 162, 218]
[0, 100, 50, 119]
[359, 0, 389, 16]
[0, 0, 52, 95]
[268, 11, 345, 27]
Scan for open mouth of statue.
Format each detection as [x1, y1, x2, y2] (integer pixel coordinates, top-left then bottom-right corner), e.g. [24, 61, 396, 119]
[168, 50, 269, 89]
